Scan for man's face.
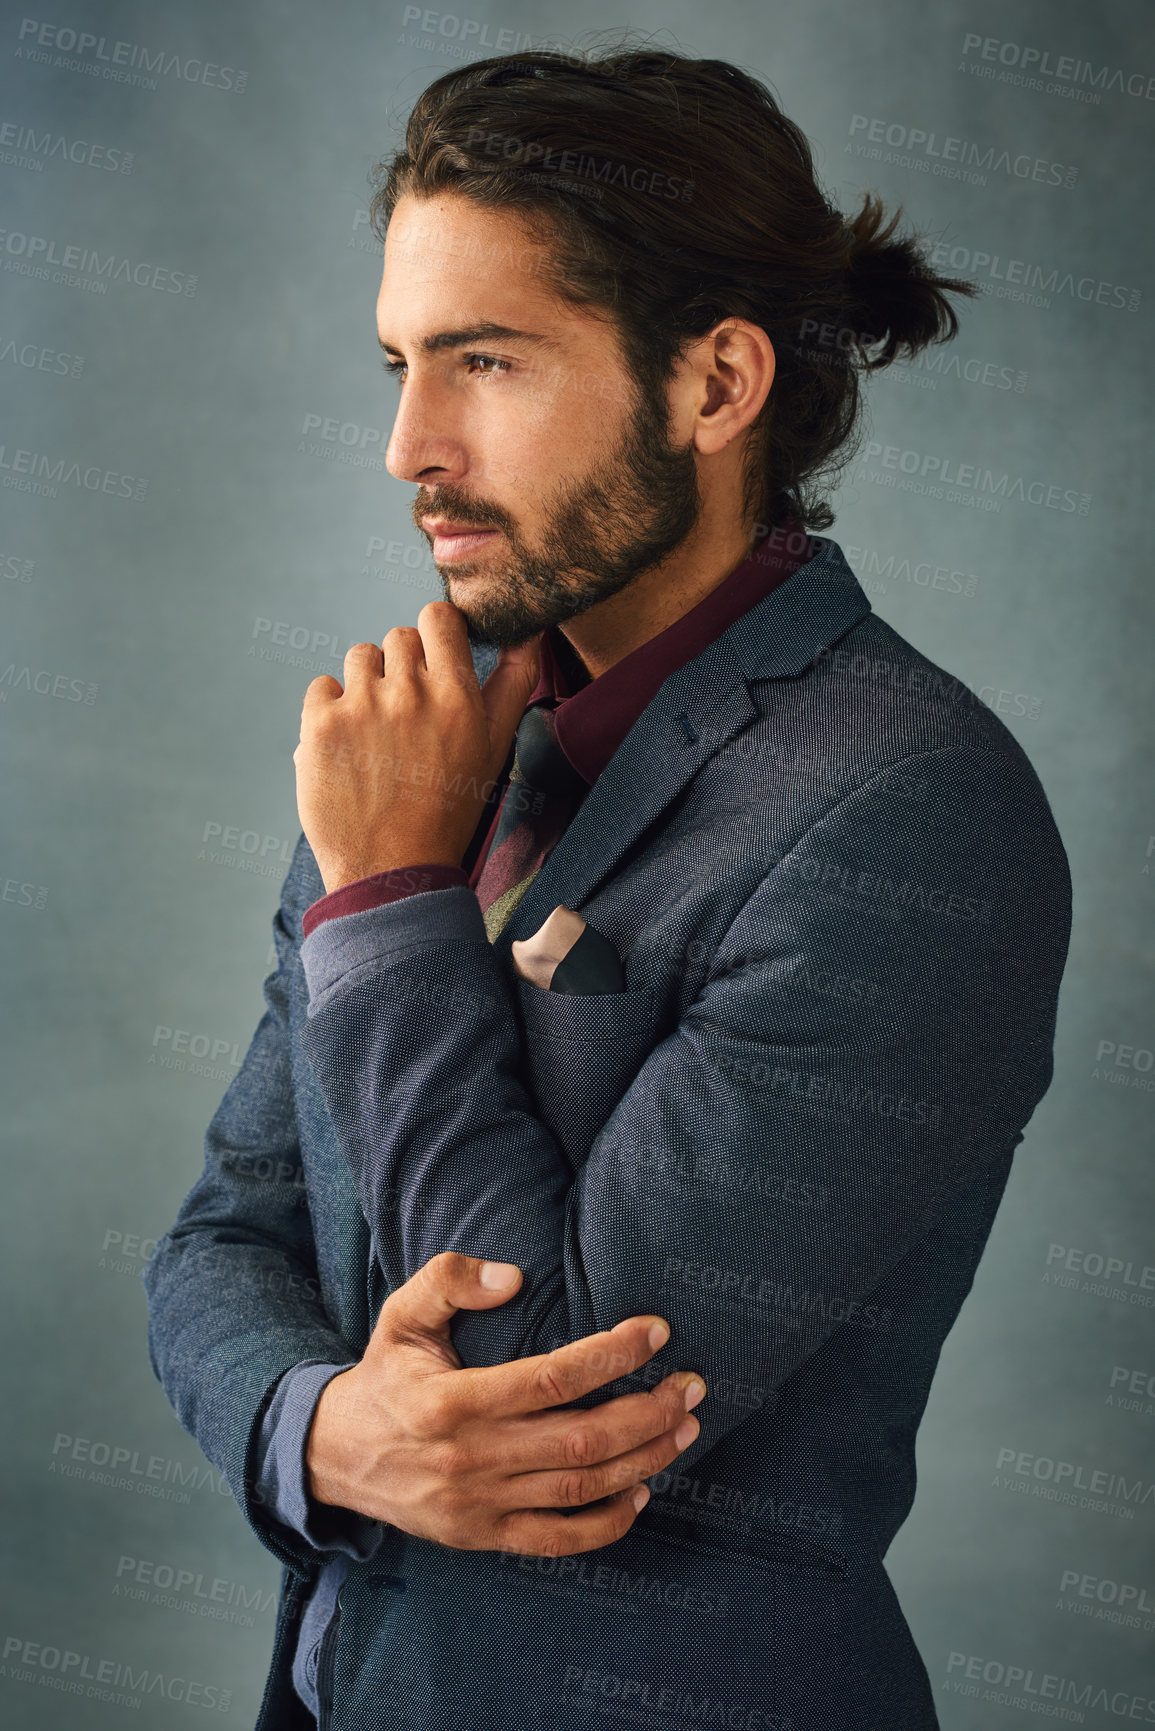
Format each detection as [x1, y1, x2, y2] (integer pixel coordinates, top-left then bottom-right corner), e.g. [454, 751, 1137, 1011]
[379, 193, 702, 649]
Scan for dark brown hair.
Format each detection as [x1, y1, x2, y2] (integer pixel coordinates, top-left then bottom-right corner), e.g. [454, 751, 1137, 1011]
[368, 35, 977, 532]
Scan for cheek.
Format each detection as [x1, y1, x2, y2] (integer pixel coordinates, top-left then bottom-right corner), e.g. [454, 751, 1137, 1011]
[531, 380, 620, 469]
[470, 374, 621, 504]
[474, 399, 564, 496]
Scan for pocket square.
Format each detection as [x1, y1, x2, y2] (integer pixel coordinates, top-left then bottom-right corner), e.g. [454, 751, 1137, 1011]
[510, 905, 626, 995]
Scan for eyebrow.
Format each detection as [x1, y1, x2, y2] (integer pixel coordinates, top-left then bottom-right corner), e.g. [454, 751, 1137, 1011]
[377, 322, 565, 358]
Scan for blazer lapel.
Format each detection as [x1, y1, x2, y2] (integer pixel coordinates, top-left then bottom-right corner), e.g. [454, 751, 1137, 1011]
[489, 537, 871, 966]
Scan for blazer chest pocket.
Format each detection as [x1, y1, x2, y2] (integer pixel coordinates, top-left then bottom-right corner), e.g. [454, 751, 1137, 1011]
[513, 978, 657, 1170]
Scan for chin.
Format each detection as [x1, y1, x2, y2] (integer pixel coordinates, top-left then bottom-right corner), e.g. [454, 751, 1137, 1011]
[446, 579, 544, 651]
[463, 618, 541, 652]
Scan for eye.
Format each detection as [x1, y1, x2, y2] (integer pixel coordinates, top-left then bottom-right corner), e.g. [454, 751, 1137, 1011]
[379, 352, 513, 386]
[464, 353, 512, 377]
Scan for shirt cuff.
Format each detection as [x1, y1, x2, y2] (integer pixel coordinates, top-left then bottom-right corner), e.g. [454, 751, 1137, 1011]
[253, 1360, 384, 1558]
[301, 864, 469, 938]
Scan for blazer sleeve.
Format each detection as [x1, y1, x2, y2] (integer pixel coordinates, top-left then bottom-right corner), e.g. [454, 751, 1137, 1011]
[143, 832, 360, 1573]
[297, 744, 1071, 1470]
[253, 1361, 384, 1558]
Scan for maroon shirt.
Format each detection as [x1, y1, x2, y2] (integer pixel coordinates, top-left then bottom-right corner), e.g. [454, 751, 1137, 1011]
[301, 522, 817, 937]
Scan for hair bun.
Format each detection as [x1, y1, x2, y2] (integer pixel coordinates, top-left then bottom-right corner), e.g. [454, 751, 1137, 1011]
[839, 192, 975, 367]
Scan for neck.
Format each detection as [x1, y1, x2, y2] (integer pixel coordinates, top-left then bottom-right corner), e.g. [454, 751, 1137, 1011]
[555, 504, 759, 681]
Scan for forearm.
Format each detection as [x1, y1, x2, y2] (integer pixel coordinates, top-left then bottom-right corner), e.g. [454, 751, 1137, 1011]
[300, 887, 581, 1366]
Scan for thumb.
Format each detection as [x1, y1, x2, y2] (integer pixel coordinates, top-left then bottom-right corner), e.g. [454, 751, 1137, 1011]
[373, 1251, 523, 1351]
[481, 635, 542, 764]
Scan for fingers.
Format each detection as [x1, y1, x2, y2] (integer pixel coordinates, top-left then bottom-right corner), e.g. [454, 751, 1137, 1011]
[301, 640, 389, 713]
[413, 605, 542, 771]
[493, 1486, 653, 1560]
[300, 672, 345, 712]
[480, 636, 543, 756]
[313, 610, 529, 713]
[381, 625, 424, 686]
[501, 1408, 700, 1513]
[454, 1315, 675, 1421]
[473, 1370, 706, 1477]
[411, 602, 477, 695]
[374, 1252, 524, 1352]
[342, 639, 385, 687]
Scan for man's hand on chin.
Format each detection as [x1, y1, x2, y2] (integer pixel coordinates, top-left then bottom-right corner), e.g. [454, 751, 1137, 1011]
[293, 601, 541, 895]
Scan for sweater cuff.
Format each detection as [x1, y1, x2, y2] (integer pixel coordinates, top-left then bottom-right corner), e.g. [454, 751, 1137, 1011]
[301, 864, 469, 937]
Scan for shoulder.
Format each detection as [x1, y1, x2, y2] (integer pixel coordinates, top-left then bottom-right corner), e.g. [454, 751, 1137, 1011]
[755, 591, 1056, 828]
[723, 581, 1071, 924]
[812, 612, 1017, 757]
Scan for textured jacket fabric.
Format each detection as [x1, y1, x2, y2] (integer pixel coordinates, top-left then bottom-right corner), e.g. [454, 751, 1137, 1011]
[144, 535, 1072, 1730]
[251, 524, 817, 1720]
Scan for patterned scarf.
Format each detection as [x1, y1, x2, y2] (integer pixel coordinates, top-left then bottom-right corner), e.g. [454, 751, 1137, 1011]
[472, 699, 589, 942]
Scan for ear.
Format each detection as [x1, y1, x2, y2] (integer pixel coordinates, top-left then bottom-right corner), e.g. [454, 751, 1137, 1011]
[691, 318, 776, 457]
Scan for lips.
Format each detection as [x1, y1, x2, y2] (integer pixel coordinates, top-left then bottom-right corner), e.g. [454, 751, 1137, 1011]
[423, 521, 500, 562]
[422, 519, 491, 536]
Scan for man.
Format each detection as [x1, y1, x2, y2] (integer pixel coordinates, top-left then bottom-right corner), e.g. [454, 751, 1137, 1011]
[145, 43, 1071, 1731]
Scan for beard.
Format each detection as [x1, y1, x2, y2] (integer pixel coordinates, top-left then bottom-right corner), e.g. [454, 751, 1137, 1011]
[410, 370, 703, 650]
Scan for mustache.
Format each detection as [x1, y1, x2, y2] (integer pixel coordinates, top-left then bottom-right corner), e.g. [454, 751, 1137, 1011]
[412, 492, 514, 534]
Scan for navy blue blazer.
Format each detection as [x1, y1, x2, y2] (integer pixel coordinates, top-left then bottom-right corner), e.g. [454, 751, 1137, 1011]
[145, 536, 1071, 1730]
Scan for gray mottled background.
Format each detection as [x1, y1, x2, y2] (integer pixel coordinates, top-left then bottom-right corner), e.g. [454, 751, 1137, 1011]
[1, 0, 1152, 1725]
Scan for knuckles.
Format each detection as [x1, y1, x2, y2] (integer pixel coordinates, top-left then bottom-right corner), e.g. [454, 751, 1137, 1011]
[533, 1507, 633, 1559]
[530, 1357, 576, 1409]
[531, 1530, 577, 1560]
[555, 1468, 598, 1509]
[559, 1423, 607, 1470]
[405, 1389, 460, 1447]
[424, 1250, 471, 1285]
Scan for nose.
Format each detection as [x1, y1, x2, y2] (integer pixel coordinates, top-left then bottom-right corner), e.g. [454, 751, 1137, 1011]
[384, 371, 472, 486]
